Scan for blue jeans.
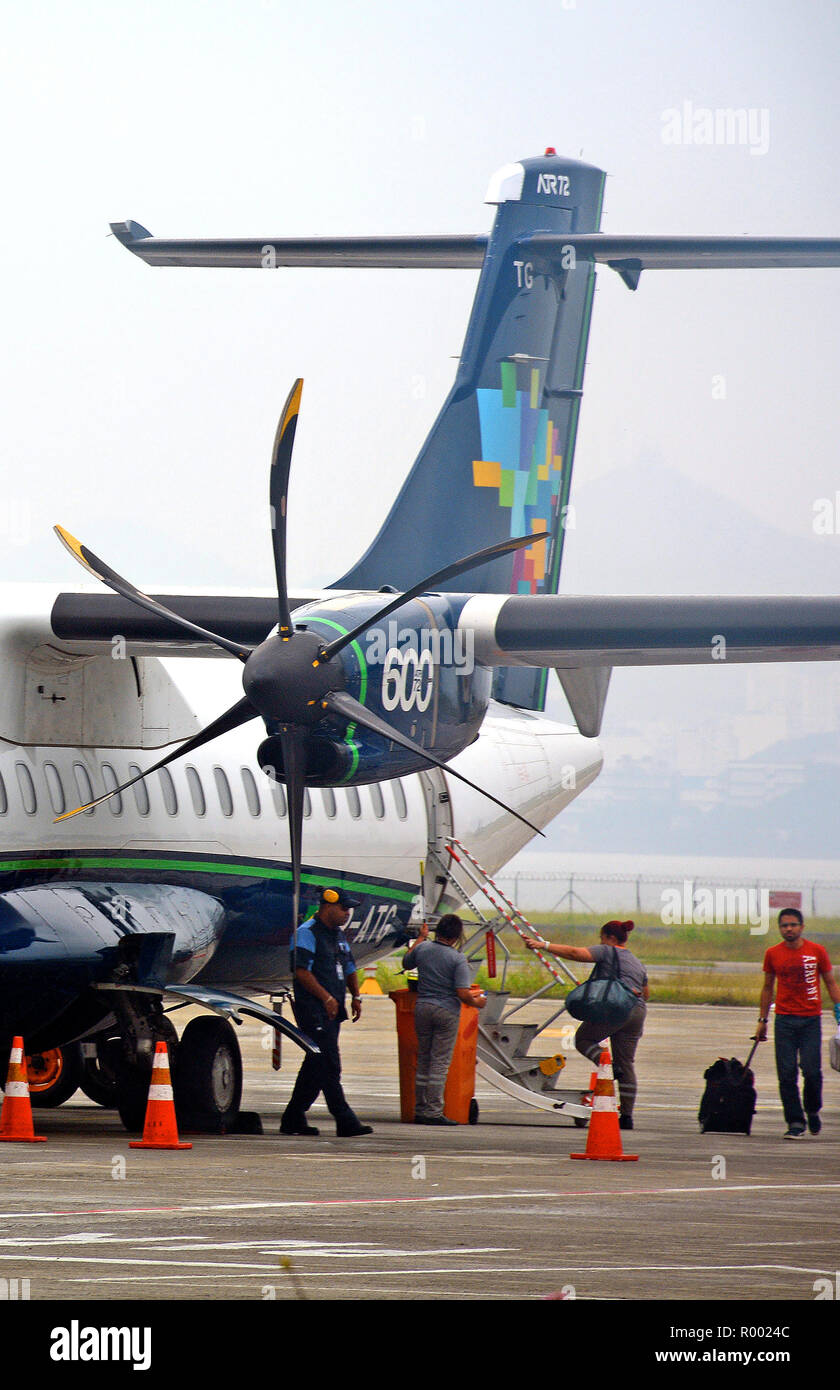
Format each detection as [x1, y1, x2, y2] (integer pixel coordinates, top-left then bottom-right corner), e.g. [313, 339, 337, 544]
[774, 1014, 822, 1128]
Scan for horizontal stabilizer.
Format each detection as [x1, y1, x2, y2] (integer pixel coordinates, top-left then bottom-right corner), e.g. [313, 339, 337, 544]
[522, 233, 840, 289]
[110, 222, 488, 269]
[460, 594, 840, 666]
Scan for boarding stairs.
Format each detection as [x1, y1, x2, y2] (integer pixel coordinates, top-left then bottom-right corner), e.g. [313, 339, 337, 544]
[427, 838, 592, 1123]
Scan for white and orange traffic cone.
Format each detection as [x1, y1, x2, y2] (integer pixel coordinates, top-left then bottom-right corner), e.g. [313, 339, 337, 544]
[0, 1037, 47, 1143]
[129, 1042, 192, 1151]
[580, 1063, 599, 1111]
[570, 1049, 638, 1162]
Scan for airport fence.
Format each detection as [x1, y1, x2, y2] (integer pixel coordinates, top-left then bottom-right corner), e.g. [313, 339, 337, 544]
[493, 871, 840, 920]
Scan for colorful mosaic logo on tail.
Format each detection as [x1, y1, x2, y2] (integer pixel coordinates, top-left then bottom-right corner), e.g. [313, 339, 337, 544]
[472, 361, 563, 595]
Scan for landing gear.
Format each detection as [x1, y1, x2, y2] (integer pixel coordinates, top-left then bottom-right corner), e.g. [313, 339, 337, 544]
[68, 991, 247, 1135]
[175, 1016, 242, 1133]
[115, 1015, 179, 1134]
[27, 1044, 84, 1108]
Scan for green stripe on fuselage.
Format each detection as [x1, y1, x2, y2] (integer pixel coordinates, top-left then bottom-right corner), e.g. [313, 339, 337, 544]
[0, 853, 415, 902]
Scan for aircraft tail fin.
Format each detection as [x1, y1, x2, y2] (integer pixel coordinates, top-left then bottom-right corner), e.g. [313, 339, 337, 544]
[335, 153, 606, 710]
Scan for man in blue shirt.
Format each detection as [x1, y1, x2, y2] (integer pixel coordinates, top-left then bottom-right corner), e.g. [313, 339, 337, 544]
[280, 887, 373, 1138]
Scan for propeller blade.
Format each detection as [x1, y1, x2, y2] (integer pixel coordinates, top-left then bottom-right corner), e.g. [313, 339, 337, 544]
[54, 525, 251, 661]
[316, 529, 549, 665]
[322, 690, 544, 837]
[54, 696, 259, 822]
[267, 727, 308, 965]
[269, 379, 303, 639]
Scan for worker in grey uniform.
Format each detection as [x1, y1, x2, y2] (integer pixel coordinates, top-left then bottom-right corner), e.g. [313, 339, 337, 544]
[402, 913, 486, 1125]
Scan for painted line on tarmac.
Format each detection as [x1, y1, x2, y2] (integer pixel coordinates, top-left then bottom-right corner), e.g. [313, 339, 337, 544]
[0, 1247, 515, 1271]
[0, 1192, 550, 1221]
[3, 1180, 840, 1224]
[50, 1259, 836, 1280]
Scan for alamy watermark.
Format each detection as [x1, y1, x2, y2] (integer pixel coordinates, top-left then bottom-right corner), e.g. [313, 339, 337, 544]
[661, 880, 769, 934]
[661, 101, 770, 156]
[366, 621, 474, 673]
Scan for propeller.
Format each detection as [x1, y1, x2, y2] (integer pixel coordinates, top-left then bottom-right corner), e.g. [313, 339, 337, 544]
[53, 525, 251, 661]
[269, 378, 302, 639]
[54, 378, 547, 957]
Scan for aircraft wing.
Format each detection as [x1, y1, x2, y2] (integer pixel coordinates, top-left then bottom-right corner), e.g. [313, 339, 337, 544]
[459, 594, 840, 735]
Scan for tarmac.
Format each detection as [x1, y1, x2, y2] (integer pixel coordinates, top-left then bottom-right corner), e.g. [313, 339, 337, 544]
[2, 1000, 839, 1303]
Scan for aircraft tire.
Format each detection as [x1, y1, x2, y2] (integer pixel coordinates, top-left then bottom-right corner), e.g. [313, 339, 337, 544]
[175, 1016, 243, 1133]
[26, 1043, 84, 1108]
[79, 1035, 121, 1108]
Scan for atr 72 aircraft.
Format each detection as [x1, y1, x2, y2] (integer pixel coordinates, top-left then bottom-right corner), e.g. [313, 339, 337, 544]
[3, 150, 840, 1133]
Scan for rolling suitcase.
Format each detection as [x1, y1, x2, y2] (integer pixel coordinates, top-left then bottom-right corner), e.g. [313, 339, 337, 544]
[698, 1039, 759, 1135]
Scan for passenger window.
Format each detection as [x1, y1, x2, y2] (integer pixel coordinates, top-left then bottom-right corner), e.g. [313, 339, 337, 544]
[158, 767, 178, 816]
[16, 762, 37, 816]
[43, 762, 65, 816]
[73, 762, 95, 817]
[392, 779, 408, 820]
[101, 763, 123, 815]
[213, 767, 233, 818]
[241, 767, 261, 817]
[0, 772, 7, 815]
[128, 763, 150, 817]
[321, 788, 337, 819]
[269, 779, 287, 818]
[369, 783, 385, 820]
[186, 766, 206, 817]
[346, 786, 361, 820]
[303, 788, 312, 819]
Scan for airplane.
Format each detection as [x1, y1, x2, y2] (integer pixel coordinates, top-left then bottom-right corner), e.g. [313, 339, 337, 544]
[3, 149, 840, 1134]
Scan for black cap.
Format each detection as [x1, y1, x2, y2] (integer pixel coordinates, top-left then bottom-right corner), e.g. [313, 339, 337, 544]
[320, 887, 360, 910]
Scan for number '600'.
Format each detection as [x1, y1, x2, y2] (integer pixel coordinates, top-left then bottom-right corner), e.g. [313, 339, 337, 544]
[381, 647, 434, 713]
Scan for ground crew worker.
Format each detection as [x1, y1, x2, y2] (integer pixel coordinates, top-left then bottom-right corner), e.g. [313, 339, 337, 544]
[280, 887, 373, 1138]
[402, 914, 486, 1125]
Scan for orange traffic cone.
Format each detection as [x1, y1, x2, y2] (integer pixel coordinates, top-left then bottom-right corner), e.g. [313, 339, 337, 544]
[571, 1049, 638, 1162]
[580, 1064, 599, 1110]
[0, 1038, 47, 1142]
[129, 1042, 192, 1150]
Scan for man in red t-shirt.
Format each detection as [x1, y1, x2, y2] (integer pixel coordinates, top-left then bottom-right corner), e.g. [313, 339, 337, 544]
[757, 909, 840, 1138]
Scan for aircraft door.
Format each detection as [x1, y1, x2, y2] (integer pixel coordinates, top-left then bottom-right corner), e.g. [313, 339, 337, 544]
[417, 767, 453, 914]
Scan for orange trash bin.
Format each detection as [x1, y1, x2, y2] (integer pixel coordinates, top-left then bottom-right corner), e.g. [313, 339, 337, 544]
[389, 988, 479, 1124]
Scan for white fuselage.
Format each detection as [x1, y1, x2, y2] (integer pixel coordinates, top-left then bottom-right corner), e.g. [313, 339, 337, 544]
[0, 653, 603, 910]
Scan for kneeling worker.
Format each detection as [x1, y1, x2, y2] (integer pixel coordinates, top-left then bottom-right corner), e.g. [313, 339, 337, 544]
[280, 887, 373, 1138]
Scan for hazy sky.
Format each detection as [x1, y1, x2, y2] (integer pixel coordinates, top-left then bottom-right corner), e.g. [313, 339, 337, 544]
[3, 0, 840, 599]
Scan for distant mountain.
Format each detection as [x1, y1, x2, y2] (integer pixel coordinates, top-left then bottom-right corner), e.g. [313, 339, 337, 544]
[549, 731, 840, 858]
[561, 460, 839, 596]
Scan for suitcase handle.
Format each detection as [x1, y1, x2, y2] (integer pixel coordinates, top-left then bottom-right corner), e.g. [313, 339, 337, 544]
[744, 1037, 761, 1070]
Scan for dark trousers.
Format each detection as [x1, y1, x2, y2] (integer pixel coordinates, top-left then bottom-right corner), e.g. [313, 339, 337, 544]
[774, 1014, 822, 1127]
[575, 1003, 647, 1118]
[283, 1018, 357, 1130]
